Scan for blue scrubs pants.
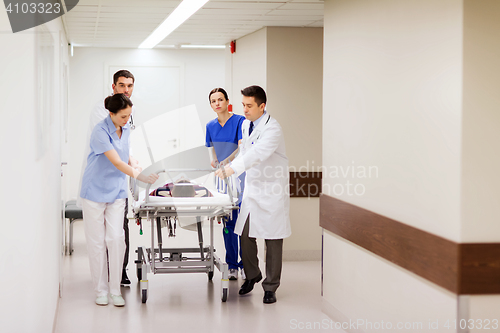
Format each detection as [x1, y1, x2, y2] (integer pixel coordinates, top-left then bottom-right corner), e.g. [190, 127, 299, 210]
[223, 208, 243, 270]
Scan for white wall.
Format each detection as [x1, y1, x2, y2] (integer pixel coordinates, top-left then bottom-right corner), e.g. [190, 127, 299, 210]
[67, 47, 225, 200]
[0, 12, 69, 333]
[323, 0, 462, 242]
[468, 296, 500, 333]
[323, 232, 457, 333]
[323, 1, 500, 331]
[322, 0, 463, 331]
[229, 28, 267, 112]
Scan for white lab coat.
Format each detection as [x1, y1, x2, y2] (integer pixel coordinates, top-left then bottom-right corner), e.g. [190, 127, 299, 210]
[230, 113, 291, 239]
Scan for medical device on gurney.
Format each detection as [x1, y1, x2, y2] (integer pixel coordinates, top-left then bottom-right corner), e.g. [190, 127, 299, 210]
[130, 149, 239, 303]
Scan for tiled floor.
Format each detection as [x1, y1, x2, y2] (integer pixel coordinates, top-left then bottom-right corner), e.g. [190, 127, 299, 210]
[54, 220, 338, 333]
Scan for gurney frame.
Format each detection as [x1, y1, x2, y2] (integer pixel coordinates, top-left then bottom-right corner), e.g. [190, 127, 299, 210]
[132, 170, 237, 303]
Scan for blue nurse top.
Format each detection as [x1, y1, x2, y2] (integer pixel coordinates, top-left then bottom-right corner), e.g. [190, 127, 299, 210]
[80, 115, 130, 203]
[206, 114, 246, 197]
[205, 114, 245, 162]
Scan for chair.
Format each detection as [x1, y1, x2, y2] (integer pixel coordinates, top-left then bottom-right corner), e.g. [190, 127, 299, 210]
[64, 200, 83, 255]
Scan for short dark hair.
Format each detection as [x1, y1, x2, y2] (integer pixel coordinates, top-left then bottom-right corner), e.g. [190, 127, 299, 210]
[113, 70, 135, 85]
[104, 93, 133, 114]
[241, 85, 266, 106]
[208, 87, 229, 102]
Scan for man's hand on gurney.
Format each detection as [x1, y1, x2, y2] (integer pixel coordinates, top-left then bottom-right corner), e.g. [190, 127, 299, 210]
[136, 172, 159, 184]
[215, 165, 234, 179]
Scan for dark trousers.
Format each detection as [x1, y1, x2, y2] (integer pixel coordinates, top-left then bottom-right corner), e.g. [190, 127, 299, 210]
[123, 198, 129, 271]
[241, 215, 283, 293]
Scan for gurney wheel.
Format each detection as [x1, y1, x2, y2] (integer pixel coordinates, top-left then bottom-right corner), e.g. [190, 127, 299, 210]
[208, 271, 214, 281]
[221, 288, 228, 302]
[137, 267, 142, 281]
[141, 289, 148, 303]
[136, 246, 143, 281]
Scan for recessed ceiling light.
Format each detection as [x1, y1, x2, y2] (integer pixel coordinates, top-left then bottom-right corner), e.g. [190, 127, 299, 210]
[180, 45, 226, 49]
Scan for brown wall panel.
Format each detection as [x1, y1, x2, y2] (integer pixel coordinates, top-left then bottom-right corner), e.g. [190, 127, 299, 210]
[289, 172, 322, 198]
[460, 244, 500, 294]
[320, 194, 500, 295]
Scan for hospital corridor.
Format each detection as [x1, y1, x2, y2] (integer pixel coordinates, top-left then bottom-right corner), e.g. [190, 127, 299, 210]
[1, 1, 500, 333]
[54, 220, 331, 333]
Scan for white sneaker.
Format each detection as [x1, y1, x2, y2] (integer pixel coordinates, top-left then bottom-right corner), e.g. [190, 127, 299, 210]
[110, 294, 125, 307]
[228, 269, 238, 280]
[241, 268, 246, 280]
[95, 295, 108, 306]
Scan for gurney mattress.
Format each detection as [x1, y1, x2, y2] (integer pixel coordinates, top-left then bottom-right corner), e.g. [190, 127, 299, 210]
[138, 192, 235, 208]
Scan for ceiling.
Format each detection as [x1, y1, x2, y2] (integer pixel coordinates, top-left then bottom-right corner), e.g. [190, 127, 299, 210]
[63, 0, 324, 48]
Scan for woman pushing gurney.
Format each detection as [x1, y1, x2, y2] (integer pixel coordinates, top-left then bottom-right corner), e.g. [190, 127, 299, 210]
[80, 94, 158, 307]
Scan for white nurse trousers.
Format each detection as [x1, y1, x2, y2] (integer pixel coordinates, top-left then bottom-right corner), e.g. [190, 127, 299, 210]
[82, 198, 126, 297]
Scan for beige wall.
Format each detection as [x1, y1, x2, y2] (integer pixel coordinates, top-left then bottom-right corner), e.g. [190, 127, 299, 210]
[229, 27, 323, 259]
[266, 27, 323, 169]
[461, 0, 500, 243]
[461, 2, 500, 327]
[267, 27, 323, 259]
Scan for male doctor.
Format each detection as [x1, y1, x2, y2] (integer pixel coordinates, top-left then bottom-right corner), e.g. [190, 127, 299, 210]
[215, 85, 291, 304]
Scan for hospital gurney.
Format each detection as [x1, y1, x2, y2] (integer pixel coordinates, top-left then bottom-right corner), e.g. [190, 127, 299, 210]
[131, 167, 238, 303]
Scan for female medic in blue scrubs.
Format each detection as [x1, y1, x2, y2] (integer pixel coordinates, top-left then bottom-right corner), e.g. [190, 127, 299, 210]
[80, 93, 158, 307]
[205, 88, 245, 280]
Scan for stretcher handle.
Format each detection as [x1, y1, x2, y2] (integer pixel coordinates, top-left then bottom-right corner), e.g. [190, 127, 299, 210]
[145, 169, 166, 204]
[219, 162, 234, 205]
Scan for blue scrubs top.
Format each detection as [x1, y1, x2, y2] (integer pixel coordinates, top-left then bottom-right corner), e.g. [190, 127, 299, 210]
[80, 115, 130, 203]
[206, 114, 246, 196]
[205, 114, 245, 161]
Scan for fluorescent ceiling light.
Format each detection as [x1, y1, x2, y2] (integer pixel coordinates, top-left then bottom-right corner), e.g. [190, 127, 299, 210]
[180, 45, 226, 49]
[153, 45, 177, 49]
[139, 0, 210, 49]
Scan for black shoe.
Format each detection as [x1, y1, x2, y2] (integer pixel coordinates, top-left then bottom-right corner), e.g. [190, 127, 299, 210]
[239, 273, 262, 295]
[263, 291, 276, 304]
[121, 269, 131, 285]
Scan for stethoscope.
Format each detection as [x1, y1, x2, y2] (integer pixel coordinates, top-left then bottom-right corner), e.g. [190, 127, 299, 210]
[129, 114, 135, 130]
